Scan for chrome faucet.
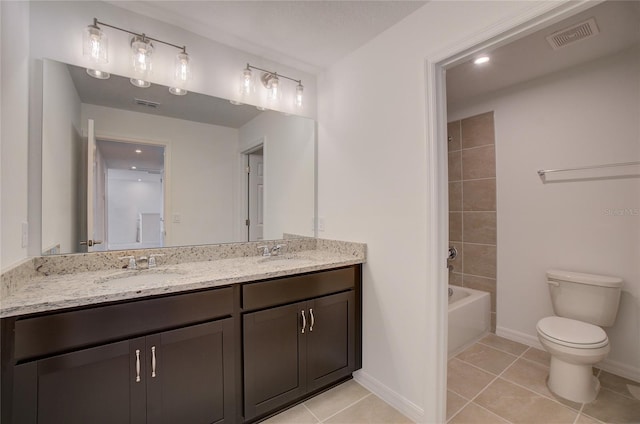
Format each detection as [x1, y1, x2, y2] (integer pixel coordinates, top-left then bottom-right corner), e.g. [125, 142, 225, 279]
[257, 245, 270, 257]
[271, 244, 285, 256]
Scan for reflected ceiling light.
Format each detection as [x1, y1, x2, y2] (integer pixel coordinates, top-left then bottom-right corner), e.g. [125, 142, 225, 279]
[131, 166, 137, 170]
[135, 149, 142, 153]
[83, 18, 110, 79]
[82, 17, 192, 94]
[241, 63, 303, 109]
[474, 55, 490, 65]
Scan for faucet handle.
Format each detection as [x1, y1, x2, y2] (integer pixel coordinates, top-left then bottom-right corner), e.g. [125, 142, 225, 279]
[271, 244, 286, 256]
[119, 256, 137, 270]
[148, 254, 164, 268]
[257, 245, 270, 257]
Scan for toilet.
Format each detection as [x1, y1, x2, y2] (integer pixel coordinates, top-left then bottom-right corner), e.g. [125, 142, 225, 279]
[536, 269, 623, 403]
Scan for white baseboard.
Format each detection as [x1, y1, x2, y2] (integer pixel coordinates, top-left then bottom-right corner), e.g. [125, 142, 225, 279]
[353, 370, 425, 423]
[496, 326, 640, 383]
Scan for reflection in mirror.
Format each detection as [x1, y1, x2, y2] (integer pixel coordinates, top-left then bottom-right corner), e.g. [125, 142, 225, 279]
[41, 59, 316, 255]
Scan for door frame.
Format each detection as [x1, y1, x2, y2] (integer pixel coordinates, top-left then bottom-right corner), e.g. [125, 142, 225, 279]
[93, 133, 170, 248]
[423, 1, 598, 421]
[239, 138, 266, 242]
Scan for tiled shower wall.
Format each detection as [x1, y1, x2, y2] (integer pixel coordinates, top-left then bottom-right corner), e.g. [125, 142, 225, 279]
[448, 111, 497, 332]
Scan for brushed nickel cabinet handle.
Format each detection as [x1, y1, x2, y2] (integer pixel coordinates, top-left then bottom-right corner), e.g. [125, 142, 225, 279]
[135, 349, 141, 382]
[151, 346, 157, 378]
[309, 308, 315, 332]
[301, 310, 306, 334]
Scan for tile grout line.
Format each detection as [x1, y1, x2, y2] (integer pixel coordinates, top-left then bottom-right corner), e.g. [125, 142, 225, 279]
[302, 403, 322, 424]
[315, 392, 372, 424]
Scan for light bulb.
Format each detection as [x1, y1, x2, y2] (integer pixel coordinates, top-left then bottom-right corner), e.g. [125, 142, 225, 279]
[240, 66, 254, 96]
[174, 51, 191, 84]
[131, 36, 153, 77]
[295, 83, 304, 108]
[267, 75, 280, 102]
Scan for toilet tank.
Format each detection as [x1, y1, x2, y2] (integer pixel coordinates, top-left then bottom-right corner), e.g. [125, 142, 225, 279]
[547, 269, 623, 327]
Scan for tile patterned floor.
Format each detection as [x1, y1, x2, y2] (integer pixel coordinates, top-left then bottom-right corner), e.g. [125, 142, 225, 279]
[266, 334, 640, 423]
[448, 334, 640, 424]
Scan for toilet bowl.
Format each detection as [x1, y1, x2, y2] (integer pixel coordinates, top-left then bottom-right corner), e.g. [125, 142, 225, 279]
[536, 316, 609, 403]
[536, 270, 622, 404]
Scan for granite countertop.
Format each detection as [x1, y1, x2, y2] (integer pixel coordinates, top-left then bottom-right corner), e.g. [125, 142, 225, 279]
[0, 241, 365, 318]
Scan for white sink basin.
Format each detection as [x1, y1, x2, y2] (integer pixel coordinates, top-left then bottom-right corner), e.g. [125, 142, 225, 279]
[96, 269, 186, 285]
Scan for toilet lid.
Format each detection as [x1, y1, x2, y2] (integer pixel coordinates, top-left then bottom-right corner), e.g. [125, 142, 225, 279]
[537, 316, 608, 349]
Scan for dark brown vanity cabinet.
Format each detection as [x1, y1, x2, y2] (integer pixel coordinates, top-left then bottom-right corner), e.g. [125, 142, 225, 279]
[5, 288, 236, 424]
[242, 267, 360, 421]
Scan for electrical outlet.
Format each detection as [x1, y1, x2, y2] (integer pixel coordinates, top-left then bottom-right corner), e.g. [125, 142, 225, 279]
[21, 222, 29, 248]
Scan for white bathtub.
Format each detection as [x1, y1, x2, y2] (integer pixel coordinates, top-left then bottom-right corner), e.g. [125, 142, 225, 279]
[448, 285, 491, 357]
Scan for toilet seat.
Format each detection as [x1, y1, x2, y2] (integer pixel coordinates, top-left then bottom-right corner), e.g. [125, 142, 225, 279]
[537, 316, 608, 349]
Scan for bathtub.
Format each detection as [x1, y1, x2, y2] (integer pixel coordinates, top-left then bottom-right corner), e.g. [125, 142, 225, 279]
[448, 285, 491, 357]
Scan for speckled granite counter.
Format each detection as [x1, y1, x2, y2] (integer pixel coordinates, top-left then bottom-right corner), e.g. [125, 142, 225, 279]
[0, 238, 366, 318]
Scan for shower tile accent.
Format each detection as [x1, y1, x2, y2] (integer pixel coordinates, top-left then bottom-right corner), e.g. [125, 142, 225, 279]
[448, 111, 497, 332]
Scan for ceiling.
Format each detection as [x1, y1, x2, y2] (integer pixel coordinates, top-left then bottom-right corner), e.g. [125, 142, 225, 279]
[446, 0, 640, 106]
[109, 1, 427, 74]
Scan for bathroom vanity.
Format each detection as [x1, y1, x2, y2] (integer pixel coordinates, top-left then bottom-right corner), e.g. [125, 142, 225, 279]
[0, 240, 365, 424]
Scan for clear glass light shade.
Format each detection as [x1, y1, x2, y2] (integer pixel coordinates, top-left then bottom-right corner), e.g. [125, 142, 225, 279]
[83, 25, 108, 64]
[174, 52, 191, 85]
[295, 83, 304, 108]
[131, 36, 153, 77]
[267, 75, 281, 102]
[240, 67, 254, 96]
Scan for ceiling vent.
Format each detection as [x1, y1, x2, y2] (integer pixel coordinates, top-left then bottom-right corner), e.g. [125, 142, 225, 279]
[134, 98, 160, 108]
[546, 17, 599, 50]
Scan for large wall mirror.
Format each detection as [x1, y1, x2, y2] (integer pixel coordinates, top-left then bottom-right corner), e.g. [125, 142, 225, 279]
[41, 59, 316, 255]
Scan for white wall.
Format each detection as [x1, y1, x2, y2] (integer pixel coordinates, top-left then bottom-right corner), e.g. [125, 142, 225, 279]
[1, 1, 30, 270]
[41, 59, 82, 254]
[239, 112, 315, 240]
[449, 47, 640, 380]
[82, 104, 239, 247]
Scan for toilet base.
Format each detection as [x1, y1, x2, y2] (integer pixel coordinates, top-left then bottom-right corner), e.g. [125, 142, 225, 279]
[547, 356, 600, 403]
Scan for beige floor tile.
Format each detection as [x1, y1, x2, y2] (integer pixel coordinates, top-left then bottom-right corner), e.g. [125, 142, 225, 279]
[582, 388, 640, 423]
[304, 380, 370, 422]
[575, 414, 604, 424]
[447, 390, 468, 421]
[598, 370, 640, 400]
[324, 394, 412, 424]
[521, 347, 550, 366]
[456, 342, 518, 375]
[501, 358, 582, 410]
[448, 358, 495, 399]
[263, 403, 319, 424]
[448, 402, 509, 424]
[480, 334, 528, 356]
[475, 378, 578, 424]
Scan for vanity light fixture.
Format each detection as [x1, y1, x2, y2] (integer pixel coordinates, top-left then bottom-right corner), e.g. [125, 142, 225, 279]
[82, 18, 191, 94]
[473, 55, 490, 65]
[240, 63, 304, 109]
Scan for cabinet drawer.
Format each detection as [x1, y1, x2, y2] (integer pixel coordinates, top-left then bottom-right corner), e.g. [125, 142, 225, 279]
[242, 267, 356, 311]
[14, 287, 233, 362]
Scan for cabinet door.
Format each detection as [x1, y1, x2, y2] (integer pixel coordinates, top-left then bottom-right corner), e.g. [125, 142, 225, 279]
[306, 291, 355, 392]
[13, 337, 146, 424]
[146, 319, 235, 424]
[243, 302, 307, 420]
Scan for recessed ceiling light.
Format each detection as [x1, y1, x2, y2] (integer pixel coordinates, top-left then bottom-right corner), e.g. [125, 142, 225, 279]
[135, 149, 142, 154]
[131, 166, 137, 170]
[474, 56, 490, 65]
[137, 178, 142, 182]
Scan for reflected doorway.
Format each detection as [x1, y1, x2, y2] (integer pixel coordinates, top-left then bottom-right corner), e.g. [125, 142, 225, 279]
[245, 146, 264, 241]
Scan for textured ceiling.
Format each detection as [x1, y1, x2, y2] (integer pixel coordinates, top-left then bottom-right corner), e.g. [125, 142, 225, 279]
[109, 1, 427, 74]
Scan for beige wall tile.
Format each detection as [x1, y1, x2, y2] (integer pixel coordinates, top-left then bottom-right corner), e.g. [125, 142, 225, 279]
[449, 182, 462, 212]
[462, 179, 496, 211]
[304, 380, 370, 422]
[456, 343, 518, 375]
[463, 243, 496, 278]
[463, 274, 496, 312]
[448, 120, 461, 152]
[324, 394, 412, 424]
[449, 272, 463, 287]
[582, 388, 640, 423]
[462, 145, 496, 180]
[463, 212, 496, 244]
[475, 378, 578, 424]
[450, 241, 463, 274]
[461, 111, 494, 149]
[449, 403, 509, 424]
[449, 212, 462, 242]
[448, 358, 495, 400]
[449, 151, 462, 182]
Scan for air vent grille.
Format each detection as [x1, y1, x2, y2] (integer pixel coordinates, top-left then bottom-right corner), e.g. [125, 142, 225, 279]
[134, 98, 160, 108]
[546, 18, 599, 50]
